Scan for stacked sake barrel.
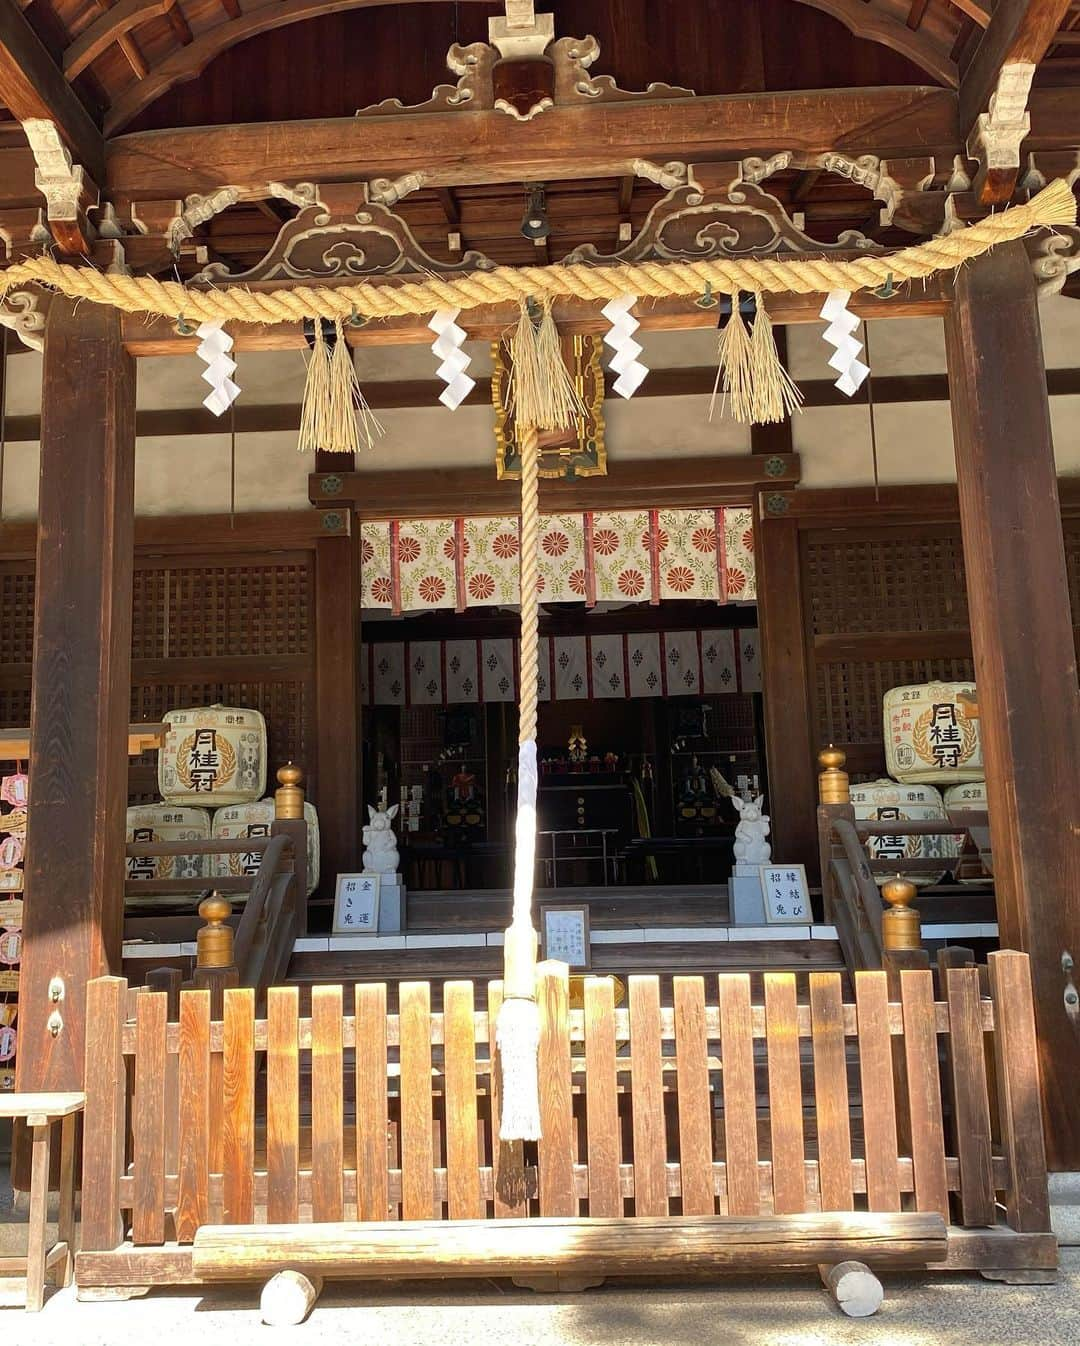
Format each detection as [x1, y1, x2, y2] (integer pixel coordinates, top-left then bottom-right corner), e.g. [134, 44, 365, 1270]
[126, 705, 319, 905]
[853, 682, 985, 887]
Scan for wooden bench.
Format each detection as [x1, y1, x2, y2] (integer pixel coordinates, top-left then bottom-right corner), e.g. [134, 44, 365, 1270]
[0, 1092, 84, 1311]
[192, 1212, 948, 1319]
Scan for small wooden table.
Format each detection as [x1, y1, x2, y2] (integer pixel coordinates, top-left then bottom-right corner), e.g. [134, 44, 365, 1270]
[0, 1092, 84, 1311]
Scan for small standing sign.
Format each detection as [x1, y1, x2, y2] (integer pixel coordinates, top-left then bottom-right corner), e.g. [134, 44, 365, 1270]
[332, 874, 381, 935]
[759, 863, 812, 924]
[539, 903, 592, 970]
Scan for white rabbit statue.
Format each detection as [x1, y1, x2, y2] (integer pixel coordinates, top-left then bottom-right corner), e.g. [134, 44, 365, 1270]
[732, 794, 771, 866]
[362, 803, 400, 875]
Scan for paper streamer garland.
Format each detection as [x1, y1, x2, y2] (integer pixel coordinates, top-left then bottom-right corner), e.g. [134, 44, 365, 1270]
[195, 319, 241, 416]
[819, 290, 870, 396]
[601, 294, 649, 398]
[429, 308, 476, 410]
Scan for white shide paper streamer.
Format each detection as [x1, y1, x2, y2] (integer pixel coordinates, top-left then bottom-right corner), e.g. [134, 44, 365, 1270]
[428, 308, 476, 410]
[819, 291, 870, 397]
[601, 293, 649, 398]
[195, 320, 240, 417]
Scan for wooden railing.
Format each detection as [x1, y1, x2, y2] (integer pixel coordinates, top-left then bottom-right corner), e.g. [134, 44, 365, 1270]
[75, 955, 1056, 1294]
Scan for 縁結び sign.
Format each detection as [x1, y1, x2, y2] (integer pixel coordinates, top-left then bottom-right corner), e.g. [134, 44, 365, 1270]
[759, 864, 811, 924]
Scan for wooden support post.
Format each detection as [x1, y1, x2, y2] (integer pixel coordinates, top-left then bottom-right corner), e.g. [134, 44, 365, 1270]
[313, 530, 360, 897]
[945, 241, 1080, 1169]
[756, 510, 818, 877]
[16, 298, 135, 1094]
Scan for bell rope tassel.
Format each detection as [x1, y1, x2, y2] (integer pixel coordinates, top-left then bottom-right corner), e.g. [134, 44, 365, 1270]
[496, 413, 544, 1142]
[748, 296, 802, 423]
[508, 300, 586, 432]
[708, 295, 753, 425]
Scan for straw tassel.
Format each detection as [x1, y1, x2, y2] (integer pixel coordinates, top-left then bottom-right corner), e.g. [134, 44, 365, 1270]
[749, 296, 802, 423]
[298, 318, 384, 453]
[297, 320, 331, 454]
[508, 300, 586, 432]
[709, 296, 753, 425]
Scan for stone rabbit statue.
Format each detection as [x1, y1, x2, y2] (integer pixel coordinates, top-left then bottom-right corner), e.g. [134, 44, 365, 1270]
[732, 794, 771, 866]
[362, 803, 400, 874]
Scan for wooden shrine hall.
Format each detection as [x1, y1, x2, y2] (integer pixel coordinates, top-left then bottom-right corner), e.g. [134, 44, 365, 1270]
[0, 0, 1078, 1316]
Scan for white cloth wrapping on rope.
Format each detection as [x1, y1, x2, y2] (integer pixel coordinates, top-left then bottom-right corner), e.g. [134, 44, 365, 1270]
[510, 740, 538, 926]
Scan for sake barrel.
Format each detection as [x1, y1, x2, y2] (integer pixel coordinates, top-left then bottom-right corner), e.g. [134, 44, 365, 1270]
[158, 705, 267, 805]
[883, 682, 982, 785]
[850, 778, 961, 887]
[125, 804, 212, 902]
[212, 799, 320, 896]
[944, 780, 989, 812]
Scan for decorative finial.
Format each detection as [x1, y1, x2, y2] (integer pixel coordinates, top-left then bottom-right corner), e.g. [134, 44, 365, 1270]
[275, 762, 305, 820]
[882, 877, 921, 952]
[818, 744, 850, 805]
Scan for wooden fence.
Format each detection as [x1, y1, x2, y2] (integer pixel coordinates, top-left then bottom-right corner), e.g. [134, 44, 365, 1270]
[75, 953, 1056, 1293]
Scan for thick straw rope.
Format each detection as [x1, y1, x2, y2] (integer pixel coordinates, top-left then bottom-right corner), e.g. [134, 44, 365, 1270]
[496, 424, 542, 1142]
[1, 181, 1074, 326]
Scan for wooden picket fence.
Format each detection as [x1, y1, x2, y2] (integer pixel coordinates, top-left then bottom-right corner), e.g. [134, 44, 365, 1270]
[75, 953, 1056, 1293]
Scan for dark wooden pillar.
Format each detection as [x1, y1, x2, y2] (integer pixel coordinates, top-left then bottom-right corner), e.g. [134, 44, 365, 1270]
[313, 528, 360, 895]
[16, 298, 136, 1092]
[945, 240, 1080, 1169]
[755, 506, 819, 877]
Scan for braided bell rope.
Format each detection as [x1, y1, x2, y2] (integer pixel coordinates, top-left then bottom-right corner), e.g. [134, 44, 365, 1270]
[510, 424, 541, 934]
[1, 180, 1074, 325]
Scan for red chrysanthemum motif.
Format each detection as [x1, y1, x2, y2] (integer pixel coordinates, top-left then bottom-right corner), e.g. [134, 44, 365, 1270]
[370, 576, 393, 604]
[593, 527, 620, 556]
[666, 565, 696, 594]
[467, 572, 495, 601]
[536, 573, 546, 594]
[443, 535, 471, 561]
[742, 527, 755, 553]
[542, 530, 570, 558]
[618, 568, 646, 597]
[642, 527, 670, 552]
[569, 568, 588, 596]
[691, 525, 717, 554]
[418, 574, 447, 604]
[492, 531, 520, 560]
[726, 567, 747, 597]
[360, 538, 375, 564]
[397, 535, 422, 565]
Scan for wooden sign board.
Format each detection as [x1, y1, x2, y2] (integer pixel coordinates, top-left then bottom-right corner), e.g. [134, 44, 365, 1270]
[759, 864, 812, 923]
[332, 874, 380, 935]
[0, 971, 19, 993]
[539, 903, 592, 969]
[0, 899, 22, 928]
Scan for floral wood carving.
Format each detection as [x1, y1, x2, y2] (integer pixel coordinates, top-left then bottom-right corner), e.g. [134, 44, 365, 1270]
[0, 289, 47, 350]
[1026, 226, 1080, 297]
[548, 36, 694, 105]
[195, 196, 495, 283]
[563, 177, 879, 266]
[356, 42, 497, 117]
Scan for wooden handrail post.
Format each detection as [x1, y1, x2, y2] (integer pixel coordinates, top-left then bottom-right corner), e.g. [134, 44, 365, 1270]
[882, 878, 921, 953]
[272, 762, 309, 935]
[192, 895, 239, 1019]
[275, 762, 305, 820]
[818, 745, 850, 805]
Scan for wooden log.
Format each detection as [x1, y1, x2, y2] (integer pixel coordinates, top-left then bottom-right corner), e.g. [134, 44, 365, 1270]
[191, 1212, 948, 1281]
[819, 1261, 885, 1317]
[260, 1270, 323, 1327]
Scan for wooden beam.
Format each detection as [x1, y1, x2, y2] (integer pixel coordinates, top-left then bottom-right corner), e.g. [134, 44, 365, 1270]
[105, 87, 961, 193]
[309, 455, 801, 517]
[16, 297, 135, 1094]
[0, 724, 163, 758]
[65, 0, 177, 79]
[944, 239, 1080, 1169]
[0, 0, 104, 184]
[961, 0, 1073, 131]
[754, 510, 820, 879]
[313, 533, 360, 898]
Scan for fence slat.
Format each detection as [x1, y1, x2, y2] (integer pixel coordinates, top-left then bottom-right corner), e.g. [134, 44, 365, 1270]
[673, 976, 713, 1217]
[310, 985, 344, 1222]
[809, 972, 853, 1212]
[719, 974, 758, 1216]
[222, 988, 255, 1225]
[899, 969, 949, 1220]
[764, 973, 805, 1215]
[266, 987, 300, 1224]
[176, 989, 211, 1243]
[488, 982, 527, 1218]
[537, 962, 576, 1217]
[132, 991, 167, 1245]
[629, 976, 668, 1216]
[855, 971, 901, 1212]
[400, 981, 435, 1221]
[583, 977, 621, 1217]
[444, 981, 482, 1220]
[944, 967, 996, 1226]
[988, 952, 1052, 1233]
[145, 968, 182, 1178]
[355, 983, 389, 1222]
[82, 978, 128, 1253]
